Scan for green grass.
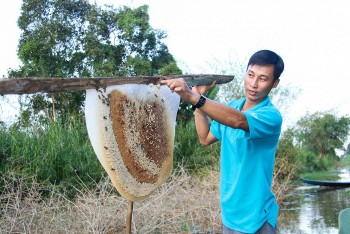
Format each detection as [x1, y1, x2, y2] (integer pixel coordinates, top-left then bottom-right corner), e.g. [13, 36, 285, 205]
[302, 171, 340, 181]
[0, 120, 105, 197]
[0, 119, 220, 198]
[173, 121, 220, 175]
[340, 154, 350, 166]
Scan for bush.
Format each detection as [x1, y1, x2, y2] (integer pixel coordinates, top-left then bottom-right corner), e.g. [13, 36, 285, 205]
[341, 154, 350, 166]
[173, 121, 220, 174]
[296, 149, 339, 173]
[0, 120, 105, 198]
[0, 118, 221, 198]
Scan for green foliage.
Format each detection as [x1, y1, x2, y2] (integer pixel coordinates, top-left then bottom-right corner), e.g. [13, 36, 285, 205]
[173, 121, 219, 174]
[275, 116, 348, 179]
[158, 61, 182, 76]
[173, 84, 221, 175]
[17, 0, 91, 77]
[302, 171, 340, 181]
[296, 112, 350, 160]
[176, 85, 219, 124]
[83, 4, 176, 77]
[275, 111, 350, 176]
[10, 1, 182, 126]
[0, 117, 221, 198]
[275, 128, 303, 178]
[0, 120, 104, 198]
[341, 154, 350, 166]
[297, 150, 338, 172]
[277, 127, 341, 174]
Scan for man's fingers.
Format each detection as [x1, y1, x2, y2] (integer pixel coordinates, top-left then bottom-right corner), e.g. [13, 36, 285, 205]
[174, 87, 184, 92]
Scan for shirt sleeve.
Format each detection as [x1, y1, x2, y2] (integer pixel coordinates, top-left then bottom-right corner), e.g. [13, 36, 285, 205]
[210, 120, 222, 141]
[209, 99, 240, 141]
[243, 106, 282, 140]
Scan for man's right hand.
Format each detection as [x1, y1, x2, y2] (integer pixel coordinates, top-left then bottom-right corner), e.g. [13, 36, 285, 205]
[192, 81, 216, 95]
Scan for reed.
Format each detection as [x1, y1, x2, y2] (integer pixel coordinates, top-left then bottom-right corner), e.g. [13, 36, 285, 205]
[0, 120, 104, 198]
[173, 121, 220, 174]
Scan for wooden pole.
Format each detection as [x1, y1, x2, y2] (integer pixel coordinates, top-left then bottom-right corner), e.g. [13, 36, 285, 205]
[0, 74, 234, 95]
[126, 200, 134, 234]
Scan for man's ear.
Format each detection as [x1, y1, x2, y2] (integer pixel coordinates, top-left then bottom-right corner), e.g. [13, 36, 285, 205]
[272, 79, 280, 88]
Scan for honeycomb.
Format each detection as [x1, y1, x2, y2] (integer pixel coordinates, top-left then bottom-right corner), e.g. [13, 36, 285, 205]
[85, 84, 180, 201]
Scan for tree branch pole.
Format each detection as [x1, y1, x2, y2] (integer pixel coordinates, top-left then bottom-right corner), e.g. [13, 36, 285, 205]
[126, 200, 134, 234]
[0, 74, 234, 95]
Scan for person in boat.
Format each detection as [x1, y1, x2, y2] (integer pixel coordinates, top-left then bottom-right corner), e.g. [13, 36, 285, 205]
[161, 50, 284, 234]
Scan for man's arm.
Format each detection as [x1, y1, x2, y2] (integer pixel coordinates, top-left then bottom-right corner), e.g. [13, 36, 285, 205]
[198, 98, 249, 131]
[193, 108, 217, 145]
[161, 78, 249, 133]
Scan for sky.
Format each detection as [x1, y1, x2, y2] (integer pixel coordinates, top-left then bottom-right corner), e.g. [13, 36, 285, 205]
[1, 0, 350, 129]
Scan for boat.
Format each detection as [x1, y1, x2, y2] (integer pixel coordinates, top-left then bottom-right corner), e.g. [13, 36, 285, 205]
[301, 178, 350, 187]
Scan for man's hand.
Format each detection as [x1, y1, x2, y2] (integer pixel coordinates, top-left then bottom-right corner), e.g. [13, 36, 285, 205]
[160, 78, 190, 94]
[161, 78, 216, 104]
[161, 78, 196, 104]
[192, 81, 216, 95]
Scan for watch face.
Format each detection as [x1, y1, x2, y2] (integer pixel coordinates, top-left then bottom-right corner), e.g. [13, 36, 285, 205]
[197, 95, 206, 108]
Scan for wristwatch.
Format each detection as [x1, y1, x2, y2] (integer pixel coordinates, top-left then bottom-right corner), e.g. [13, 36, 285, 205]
[191, 95, 206, 111]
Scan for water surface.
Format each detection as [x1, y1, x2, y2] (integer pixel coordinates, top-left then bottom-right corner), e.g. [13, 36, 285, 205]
[277, 168, 350, 233]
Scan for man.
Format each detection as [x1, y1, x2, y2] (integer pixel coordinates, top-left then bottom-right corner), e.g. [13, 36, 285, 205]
[161, 50, 284, 233]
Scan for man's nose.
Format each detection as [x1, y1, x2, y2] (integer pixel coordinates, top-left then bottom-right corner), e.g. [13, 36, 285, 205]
[250, 77, 258, 88]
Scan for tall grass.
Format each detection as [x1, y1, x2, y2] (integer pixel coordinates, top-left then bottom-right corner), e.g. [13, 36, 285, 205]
[0, 119, 220, 197]
[173, 121, 220, 174]
[0, 120, 104, 197]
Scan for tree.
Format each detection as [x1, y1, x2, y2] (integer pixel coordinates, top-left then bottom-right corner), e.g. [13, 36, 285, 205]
[296, 112, 350, 160]
[9, 1, 181, 126]
[83, 4, 179, 77]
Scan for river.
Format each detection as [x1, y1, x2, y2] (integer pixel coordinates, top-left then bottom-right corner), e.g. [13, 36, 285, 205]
[277, 168, 350, 233]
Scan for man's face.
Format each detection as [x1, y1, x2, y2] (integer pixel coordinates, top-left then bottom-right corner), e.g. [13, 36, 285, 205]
[244, 64, 279, 104]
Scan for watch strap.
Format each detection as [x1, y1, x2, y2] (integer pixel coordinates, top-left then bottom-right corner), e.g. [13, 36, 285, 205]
[191, 95, 206, 111]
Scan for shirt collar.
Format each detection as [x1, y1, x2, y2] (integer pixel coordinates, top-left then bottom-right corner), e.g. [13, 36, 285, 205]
[241, 96, 271, 112]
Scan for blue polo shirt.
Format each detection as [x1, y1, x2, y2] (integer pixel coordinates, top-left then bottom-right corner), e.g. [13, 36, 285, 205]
[210, 96, 282, 233]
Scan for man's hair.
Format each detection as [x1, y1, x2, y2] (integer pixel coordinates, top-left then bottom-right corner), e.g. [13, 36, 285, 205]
[247, 50, 284, 80]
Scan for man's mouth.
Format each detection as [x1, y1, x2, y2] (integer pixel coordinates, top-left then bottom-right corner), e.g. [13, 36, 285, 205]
[248, 89, 257, 96]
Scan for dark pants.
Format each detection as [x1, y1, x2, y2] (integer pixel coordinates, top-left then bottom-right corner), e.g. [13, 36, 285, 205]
[222, 221, 276, 234]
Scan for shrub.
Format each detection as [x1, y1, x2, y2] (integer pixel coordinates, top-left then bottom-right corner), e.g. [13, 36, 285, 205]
[173, 121, 220, 174]
[0, 120, 105, 198]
